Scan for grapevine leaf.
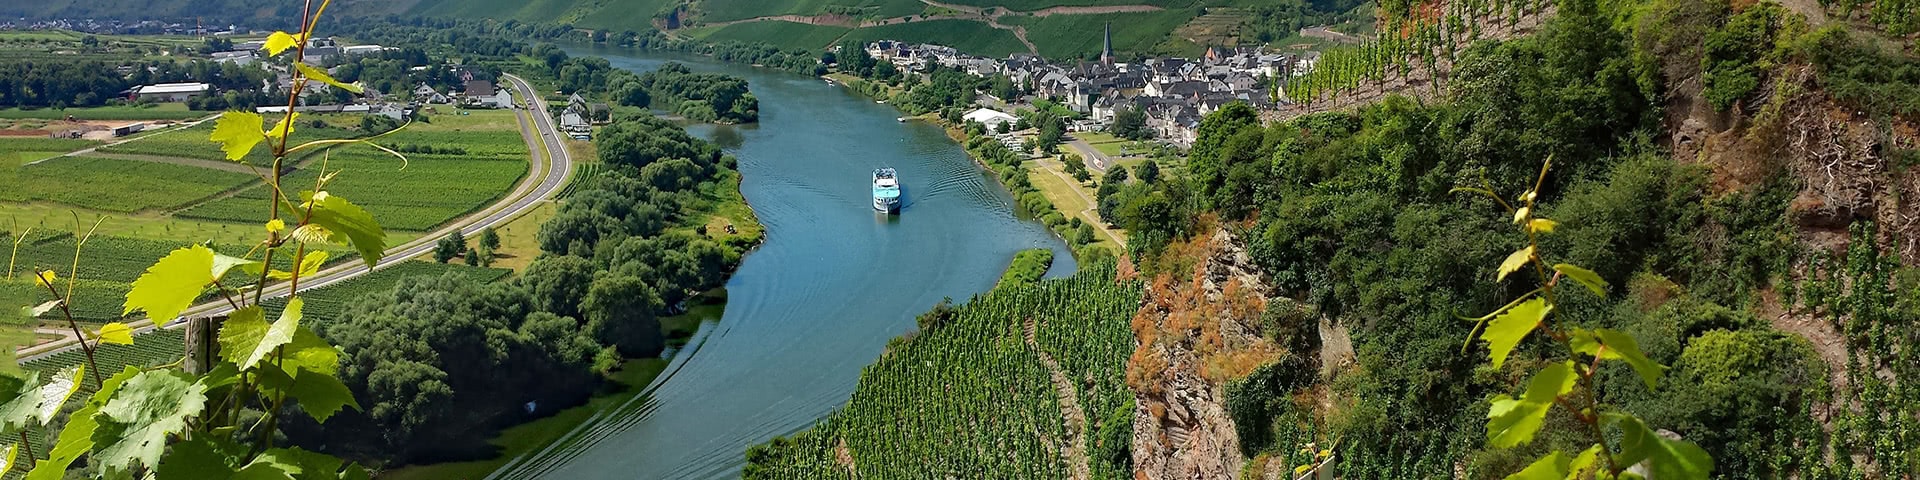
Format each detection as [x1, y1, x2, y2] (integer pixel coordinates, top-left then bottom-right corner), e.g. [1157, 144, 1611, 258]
[35, 365, 81, 426]
[209, 112, 268, 161]
[1567, 445, 1603, 480]
[269, 250, 329, 281]
[300, 192, 386, 267]
[343, 464, 373, 480]
[219, 305, 297, 371]
[1487, 361, 1575, 448]
[266, 112, 301, 140]
[1613, 415, 1713, 480]
[1482, 297, 1550, 369]
[0, 373, 41, 431]
[264, 447, 348, 480]
[95, 322, 134, 345]
[1553, 263, 1608, 297]
[1504, 450, 1568, 480]
[233, 450, 301, 480]
[263, 31, 306, 56]
[281, 325, 340, 378]
[1513, 206, 1531, 224]
[295, 62, 364, 94]
[195, 362, 242, 392]
[154, 437, 240, 480]
[288, 366, 358, 423]
[212, 250, 258, 280]
[0, 443, 15, 477]
[125, 244, 218, 322]
[1498, 246, 1534, 282]
[27, 299, 60, 317]
[25, 403, 95, 480]
[92, 370, 208, 474]
[1596, 329, 1667, 390]
[30, 270, 54, 289]
[1528, 218, 1558, 234]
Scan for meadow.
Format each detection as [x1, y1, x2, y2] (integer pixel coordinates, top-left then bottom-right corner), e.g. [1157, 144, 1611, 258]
[0, 156, 257, 212]
[178, 149, 530, 231]
[694, 21, 853, 50]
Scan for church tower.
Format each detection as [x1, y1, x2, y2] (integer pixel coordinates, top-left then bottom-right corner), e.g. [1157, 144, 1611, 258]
[1100, 22, 1113, 65]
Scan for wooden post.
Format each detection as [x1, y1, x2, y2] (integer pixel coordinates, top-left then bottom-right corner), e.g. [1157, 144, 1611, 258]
[183, 316, 224, 375]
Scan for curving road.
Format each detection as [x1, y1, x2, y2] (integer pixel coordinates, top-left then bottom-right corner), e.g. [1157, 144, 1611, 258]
[18, 73, 575, 362]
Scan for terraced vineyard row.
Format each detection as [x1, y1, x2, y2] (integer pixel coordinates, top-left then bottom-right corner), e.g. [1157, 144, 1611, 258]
[0, 155, 257, 212]
[743, 262, 1141, 479]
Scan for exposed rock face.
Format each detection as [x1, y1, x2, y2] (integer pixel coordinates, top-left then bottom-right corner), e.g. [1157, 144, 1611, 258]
[1131, 230, 1274, 480]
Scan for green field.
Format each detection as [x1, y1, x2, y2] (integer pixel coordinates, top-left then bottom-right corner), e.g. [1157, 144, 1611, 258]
[695, 21, 853, 49]
[0, 104, 207, 121]
[179, 149, 529, 232]
[1003, 8, 1200, 59]
[1, 228, 337, 322]
[0, 156, 256, 212]
[743, 263, 1141, 478]
[840, 20, 1030, 58]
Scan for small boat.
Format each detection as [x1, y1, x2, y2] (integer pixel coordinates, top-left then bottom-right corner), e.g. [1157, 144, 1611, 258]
[896, 117, 906, 122]
[872, 168, 902, 214]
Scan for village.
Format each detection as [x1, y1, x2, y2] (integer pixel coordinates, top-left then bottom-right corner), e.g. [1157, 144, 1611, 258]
[863, 25, 1318, 150]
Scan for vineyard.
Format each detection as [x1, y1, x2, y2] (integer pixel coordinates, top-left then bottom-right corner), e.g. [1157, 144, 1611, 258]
[376, 110, 531, 160]
[1, 229, 333, 321]
[261, 260, 512, 325]
[1281, 0, 1551, 105]
[743, 262, 1140, 479]
[0, 155, 256, 212]
[178, 149, 530, 231]
[97, 118, 358, 164]
[1782, 223, 1920, 477]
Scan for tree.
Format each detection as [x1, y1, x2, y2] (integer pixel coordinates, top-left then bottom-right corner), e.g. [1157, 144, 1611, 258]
[583, 275, 667, 357]
[434, 230, 467, 263]
[1136, 160, 1160, 184]
[479, 227, 501, 253]
[519, 255, 597, 320]
[1109, 106, 1148, 140]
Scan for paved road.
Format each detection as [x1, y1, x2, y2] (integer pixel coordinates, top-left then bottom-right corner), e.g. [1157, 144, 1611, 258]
[18, 73, 575, 362]
[1064, 136, 1114, 173]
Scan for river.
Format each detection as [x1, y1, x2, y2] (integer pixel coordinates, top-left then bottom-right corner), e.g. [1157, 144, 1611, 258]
[490, 47, 1077, 480]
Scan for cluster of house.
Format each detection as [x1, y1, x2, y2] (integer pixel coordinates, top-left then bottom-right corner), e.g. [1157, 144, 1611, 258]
[557, 93, 610, 140]
[864, 27, 1317, 148]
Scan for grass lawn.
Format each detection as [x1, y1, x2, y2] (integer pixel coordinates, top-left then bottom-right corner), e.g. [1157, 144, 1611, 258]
[563, 138, 595, 165]
[376, 358, 671, 480]
[1023, 159, 1122, 251]
[1073, 132, 1140, 158]
[690, 170, 764, 244]
[489, 201, 557, 272]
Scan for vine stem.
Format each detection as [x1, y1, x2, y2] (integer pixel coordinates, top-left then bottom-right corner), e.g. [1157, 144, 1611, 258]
[19, 430, 34, 468]
[36, 273, 102, 389]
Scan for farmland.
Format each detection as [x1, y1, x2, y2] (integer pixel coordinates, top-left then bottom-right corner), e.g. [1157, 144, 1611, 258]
[1, 228, 338, 322]
[179, 148, 530, 231]
[0, 137, 97, 163]
[98, 119, 359, 164]
[0, 155, 257, 212]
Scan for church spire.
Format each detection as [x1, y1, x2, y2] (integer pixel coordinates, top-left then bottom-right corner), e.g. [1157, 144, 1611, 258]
[1101, 22, 1113, 65]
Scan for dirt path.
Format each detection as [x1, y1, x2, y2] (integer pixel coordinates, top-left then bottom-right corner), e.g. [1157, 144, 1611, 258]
[1024, 317, 1091, 480]
[1299, 25, 1364, 44]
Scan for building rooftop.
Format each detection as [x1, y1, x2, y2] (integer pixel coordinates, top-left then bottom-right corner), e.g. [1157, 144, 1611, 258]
[137, 82, 211, 94]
